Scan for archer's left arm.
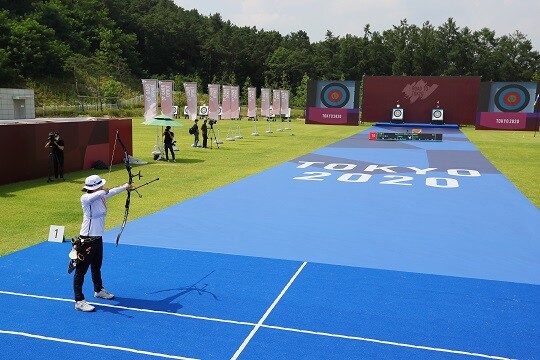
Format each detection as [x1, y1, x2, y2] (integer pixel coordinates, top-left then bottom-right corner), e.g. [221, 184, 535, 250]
[105, 183, 131, 199]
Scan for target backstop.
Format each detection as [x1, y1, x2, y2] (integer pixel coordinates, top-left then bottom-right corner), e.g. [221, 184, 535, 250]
[305, 80, 361, 125]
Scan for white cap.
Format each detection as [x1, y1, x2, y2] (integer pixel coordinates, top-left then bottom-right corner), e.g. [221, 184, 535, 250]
[83, 175, 106, 191]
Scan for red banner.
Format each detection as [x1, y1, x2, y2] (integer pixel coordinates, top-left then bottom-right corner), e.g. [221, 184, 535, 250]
[208, 84, 220, 120]
[261, 88, 270, 117]
[159, 80, 174, 117]
[183, 82, 197, 120]
[272, 89, 281, 116]
[222, 85, 231, 119]
[247, 87, 257, 118]
[231, 86, 240, 119]
[280, 90, 289, 116]
[142, 79, 158, 123]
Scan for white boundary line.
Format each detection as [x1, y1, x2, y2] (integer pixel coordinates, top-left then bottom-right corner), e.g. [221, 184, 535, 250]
[0, 289, 515, 360]
[0, 330, 198, 360]
[0, 290, 253, 327]
[261, 325, 515, 360]
[230, 261, 307, 360]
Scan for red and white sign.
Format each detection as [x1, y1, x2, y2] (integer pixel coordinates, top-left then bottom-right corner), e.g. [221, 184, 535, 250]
[208, 84, 220, 120]
[247, 87, 257, 118]
[261, 88, 270, 117]
[280, 90, 289, 116]
[183, 82, 198, 121]
[222, 85, 231, 119]
[231, 86, 240, 119]
[142, 79, 158, 123]
[308, 108, 349, 124]
[478, 112, 527, 130]
[159, 80, 174, 117]
[272, 90, 281, 116]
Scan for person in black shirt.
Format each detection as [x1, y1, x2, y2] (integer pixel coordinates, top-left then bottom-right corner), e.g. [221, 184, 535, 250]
[201, 120, 208, 148]
[44, 131, 65, 180]
[163, 126, 176, 162]
[191, 119, 200, 147]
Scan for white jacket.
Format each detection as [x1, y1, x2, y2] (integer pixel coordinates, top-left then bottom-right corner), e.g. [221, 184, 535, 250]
[79, 185, 128, 237]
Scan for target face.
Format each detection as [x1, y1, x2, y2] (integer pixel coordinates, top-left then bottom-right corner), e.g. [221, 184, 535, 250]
[199, 105, 209, 115]
[494, 84, 530, 112]
[392, 108, 403, 120]
[432, 109, 443, 119]
[320, 83, 351, 108]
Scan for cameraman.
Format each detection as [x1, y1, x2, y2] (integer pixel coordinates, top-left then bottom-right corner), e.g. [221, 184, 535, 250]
[44, 131, 65, 180]
[162, 126, 176, 162]
[201, 119, 208, 148]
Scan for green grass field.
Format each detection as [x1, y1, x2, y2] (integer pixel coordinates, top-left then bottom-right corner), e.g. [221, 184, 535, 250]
[0, 119, 538, 256]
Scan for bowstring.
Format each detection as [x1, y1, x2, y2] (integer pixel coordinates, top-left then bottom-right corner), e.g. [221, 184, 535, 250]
[107, 132, 119, 183]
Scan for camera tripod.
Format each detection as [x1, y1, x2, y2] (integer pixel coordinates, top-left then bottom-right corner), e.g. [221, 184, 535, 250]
[47, 149, 57, 183]
[208, 126, 219, 149]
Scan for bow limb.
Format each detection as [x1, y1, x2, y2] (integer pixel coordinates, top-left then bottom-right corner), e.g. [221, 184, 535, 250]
[114, 131, 138, 246]
[116, 191, 130, 246]
[113, 131, 159, 246]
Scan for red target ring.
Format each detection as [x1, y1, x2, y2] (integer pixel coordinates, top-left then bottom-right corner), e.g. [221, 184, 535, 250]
[320, 83, 350, 108]
[494, 84, 530, 112]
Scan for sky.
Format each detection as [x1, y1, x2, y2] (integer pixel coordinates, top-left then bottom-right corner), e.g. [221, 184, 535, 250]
[173, 0, 540, 51]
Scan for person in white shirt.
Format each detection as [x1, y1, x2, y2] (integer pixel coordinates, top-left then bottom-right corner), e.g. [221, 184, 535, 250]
[73, 174, 132, 312]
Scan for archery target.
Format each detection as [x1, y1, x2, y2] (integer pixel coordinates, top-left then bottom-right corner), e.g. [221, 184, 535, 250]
[432, 108, 444, 121]
[320, 83, 351, 108]
[494, 84, 530, 112]
[392, 107, 403, 120]
[199, 105, 209, 116]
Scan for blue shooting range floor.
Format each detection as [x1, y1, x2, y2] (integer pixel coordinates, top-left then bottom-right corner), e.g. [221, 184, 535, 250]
[1, 125, 539, 359]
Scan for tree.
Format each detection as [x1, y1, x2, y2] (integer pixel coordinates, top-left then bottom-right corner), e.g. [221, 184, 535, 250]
[494, 31, 539, 81]
[293, 73, 310, 108]
[436, 18, 464, 75]
[410, 21, 443, 75]
[65, 54, 124, 110]
[241, 76, 252, 105]
[7, 17, 70, 77]
[337, 34, 366, 80]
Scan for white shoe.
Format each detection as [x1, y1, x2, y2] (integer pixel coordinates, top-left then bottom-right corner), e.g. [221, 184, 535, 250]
[75, 300, 95, 312]
[94, 289, 114, 300]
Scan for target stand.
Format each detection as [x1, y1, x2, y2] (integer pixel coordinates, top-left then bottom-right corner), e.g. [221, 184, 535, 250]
[251, 121, 260, 136]
[265, 120, 273, 134]
[234, 124, 243, 139]
[215, 124, 223, 144]
[226, 125, 235, 141]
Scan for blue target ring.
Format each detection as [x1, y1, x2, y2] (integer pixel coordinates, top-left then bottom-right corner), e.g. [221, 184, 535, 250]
[494, 84, 530, 112]
[320, 83, 350, 108]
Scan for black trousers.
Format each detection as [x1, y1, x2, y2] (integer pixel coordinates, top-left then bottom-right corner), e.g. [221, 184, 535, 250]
[202, 134, 208, 148]
[164, 142, 175, 160]
[73, 236, 104, 301]
[53, 153, 64, 178]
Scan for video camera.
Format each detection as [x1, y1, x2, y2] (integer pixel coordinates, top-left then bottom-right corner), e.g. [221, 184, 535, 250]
[208, 119, 217, 128]
[48, 132, 58, 146]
